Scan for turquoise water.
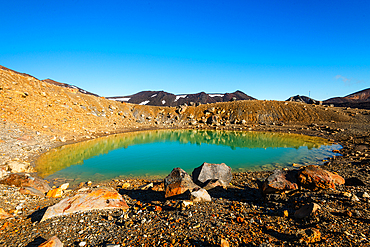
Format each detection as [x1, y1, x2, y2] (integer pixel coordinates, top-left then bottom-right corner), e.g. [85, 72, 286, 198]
[35, 130, 341, 185]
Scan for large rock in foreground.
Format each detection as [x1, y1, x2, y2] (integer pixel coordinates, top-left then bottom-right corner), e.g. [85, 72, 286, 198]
[298, 165, 345, 190]
[164, 168, 199, 198]
[192, 163, 232, 187]
[38, 236, 63, 247]
[41, 187, 128, 221]
[262, 169, 298, 194]
[0, 174, 51, 193]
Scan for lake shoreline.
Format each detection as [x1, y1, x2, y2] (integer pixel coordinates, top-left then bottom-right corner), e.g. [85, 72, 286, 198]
[1, 120, 370, 246]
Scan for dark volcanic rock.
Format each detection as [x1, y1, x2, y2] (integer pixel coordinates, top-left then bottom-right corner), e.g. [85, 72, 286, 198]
[164, 168, 199, 198]
[294, 203, 321, 219]
[261, 169, 298, 194]
[298, 165, 345, 190]
[192, 163, 232, 187]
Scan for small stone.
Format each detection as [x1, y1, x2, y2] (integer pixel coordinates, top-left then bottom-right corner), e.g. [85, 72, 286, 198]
[178, 200, 193, 210]
[299, 228, 321, 244]
[220, 239, 230, 247]
[294, 203, 321, 219]
[351, 194, 360, 202]
[236, 217, 244, 223]
[6, 161, 34, 173]
[60, 183, 69, 190]
[46, 188, 63, 198]
[0, 208, 12, 219]
[342, 192, 352, 198]
[283, 210, 289, 217]
[121, 182, 130, 189]
[358, 192, 370, 198]
[0, 167, 7, 179]
[190, 188, 212, 202]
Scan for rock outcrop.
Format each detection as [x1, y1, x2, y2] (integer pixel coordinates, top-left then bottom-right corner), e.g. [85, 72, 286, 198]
[41, 187, 128, 221]
[298, 165, 345, 190]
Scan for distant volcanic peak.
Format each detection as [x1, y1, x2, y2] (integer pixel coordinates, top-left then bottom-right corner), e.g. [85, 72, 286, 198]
[324, 88, 370, 104]
[286, 95, 318, 104]
[345, 88, 370, 101]
[107, 90, 256, 106]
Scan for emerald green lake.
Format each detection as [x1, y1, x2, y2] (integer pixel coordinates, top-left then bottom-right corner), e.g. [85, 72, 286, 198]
[35, 130, 341, 185]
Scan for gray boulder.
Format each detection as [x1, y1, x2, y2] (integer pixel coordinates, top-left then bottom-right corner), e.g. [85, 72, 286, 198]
[192, 163, 232, 187]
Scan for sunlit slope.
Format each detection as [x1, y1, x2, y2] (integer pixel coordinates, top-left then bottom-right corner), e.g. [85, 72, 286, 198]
[0, 65, 362, 141]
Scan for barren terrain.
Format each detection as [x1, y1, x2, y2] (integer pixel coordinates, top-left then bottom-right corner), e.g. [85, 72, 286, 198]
[1, 67, 370, 246]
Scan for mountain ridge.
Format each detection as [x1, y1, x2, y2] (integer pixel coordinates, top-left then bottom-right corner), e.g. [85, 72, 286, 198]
[107, 90, 256, 106]
[1, 65, 369, 108]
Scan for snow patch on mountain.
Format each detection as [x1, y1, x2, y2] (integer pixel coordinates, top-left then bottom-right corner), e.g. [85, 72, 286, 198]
[209, 94, 224, 97]
[174, 95, 187, 102]
[139, 100, 150, 105]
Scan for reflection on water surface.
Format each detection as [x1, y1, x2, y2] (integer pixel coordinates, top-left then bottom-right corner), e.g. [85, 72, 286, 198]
[35, 130, 341, 185]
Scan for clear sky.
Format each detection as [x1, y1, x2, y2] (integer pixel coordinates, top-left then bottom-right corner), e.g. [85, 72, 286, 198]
[1, 0, 369, 100]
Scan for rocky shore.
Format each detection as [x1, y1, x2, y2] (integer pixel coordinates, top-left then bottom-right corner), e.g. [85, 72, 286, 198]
[0, 120, 369, 246]
[1, 66, 370, 246]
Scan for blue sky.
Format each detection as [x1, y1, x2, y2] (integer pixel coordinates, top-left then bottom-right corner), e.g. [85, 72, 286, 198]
[1, 0, 369, 100]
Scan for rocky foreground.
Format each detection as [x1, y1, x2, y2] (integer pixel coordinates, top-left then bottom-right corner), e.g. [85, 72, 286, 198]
[1, 66, 370, 246]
